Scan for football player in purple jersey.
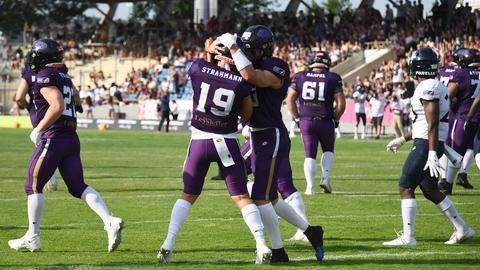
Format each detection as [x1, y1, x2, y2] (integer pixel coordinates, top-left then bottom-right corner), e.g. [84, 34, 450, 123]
[286, 51, 346, 196]
[15, 51, 59, 191]
[439, 48, 480, 194]
[213, 25, 325, 262]
[8, 39, 123, 253]
[157, 44, 271, 264]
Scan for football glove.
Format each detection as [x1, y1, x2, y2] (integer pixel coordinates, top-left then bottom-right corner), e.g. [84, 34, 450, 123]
[423, 150, 441, 178]
[29, 128, 41, 146]
[334, 120, 339, 128]
[75, 105, 84, 113]
[241, 124, 251, 139]
[217, 33, 237, 49]
[386, 136, 406, 153]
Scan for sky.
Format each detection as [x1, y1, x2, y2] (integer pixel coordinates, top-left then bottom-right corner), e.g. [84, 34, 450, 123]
[84, 0, 436, 20]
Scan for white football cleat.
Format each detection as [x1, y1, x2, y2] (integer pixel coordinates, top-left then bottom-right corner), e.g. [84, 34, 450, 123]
[44, 175, 58, 192]
[8, 233, 41, 252]
[288, 230, 309, 242]
[320, 177, 332, 194]
[383, 234, 417, 246]
[157, 247, 173, 264]
[255, 244, 271, 264]
[105, 217, 124, 252]
[305, 185, 315, 195]
[445, 227, 475, 244]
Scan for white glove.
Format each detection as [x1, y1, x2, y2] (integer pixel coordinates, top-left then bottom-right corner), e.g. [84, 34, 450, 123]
[217, 33, 237, 49]
[241, 125, 251, 139]
[386, 136, 406, 153]
[423, 150, 441, 178]
[29, 127, 41, 146]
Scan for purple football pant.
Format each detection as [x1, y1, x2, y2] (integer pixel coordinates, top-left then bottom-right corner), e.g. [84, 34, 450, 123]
[300, 118, 335, 158]
[445, 117, 480, 156]
[183, 138, 248, 196]
[241, 138, 296, 199]
[250, 128, 297, 201]
[25, 135, 88, 198]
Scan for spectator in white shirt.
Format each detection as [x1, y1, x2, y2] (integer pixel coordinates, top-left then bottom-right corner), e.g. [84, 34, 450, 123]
[369, 90, 389, 139]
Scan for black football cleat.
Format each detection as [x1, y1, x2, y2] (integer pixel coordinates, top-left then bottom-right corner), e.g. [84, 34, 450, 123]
[456, 173, 474, 189]
[270, 247, 289, 263]
[304, 225, 324, 262]
[438, 179, 453, 195]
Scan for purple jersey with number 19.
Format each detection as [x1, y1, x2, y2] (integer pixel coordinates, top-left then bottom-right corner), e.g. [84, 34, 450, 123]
[188, 59, 253, 134]
[30, 66, 77, 139]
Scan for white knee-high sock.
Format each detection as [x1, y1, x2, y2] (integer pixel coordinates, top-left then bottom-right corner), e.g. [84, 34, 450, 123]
[81, 186, 112, 226]
[362, 125, 366, 137]
[446, 161, 459, 184]
[401, 199, 416, 239]
[49, 173, 57, 185]
[354, 126, 358, 138]
[475, 153, 480, 171]
[27, 194, 44, 237]
[241, 204, 267, 248]
[274, 198, 309, 231]
[439, 154, 448, 179]
[163, 199, 191, 251]
[285, 192, 309, 236]
[436, 197, 467, 232]
[321, 152, 335, 179]
[258, 203, 283, 249]
[460, 149, 475, 174]
[284, 192, 308, 223]
[303, 158, 316, 188]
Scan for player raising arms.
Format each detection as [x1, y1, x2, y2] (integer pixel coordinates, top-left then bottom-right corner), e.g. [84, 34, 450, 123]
[157, 44, 271, 264]
[286, 51, 346, 195]
[214, 25, 324, 262]
[352, 84, 368, 139]
[384, 48, 475, 246]
[439, 48, 480, 194]
[8, 39, 123, 252]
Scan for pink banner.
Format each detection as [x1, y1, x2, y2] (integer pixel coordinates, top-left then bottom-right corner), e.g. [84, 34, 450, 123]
[340, 99, 393, 123]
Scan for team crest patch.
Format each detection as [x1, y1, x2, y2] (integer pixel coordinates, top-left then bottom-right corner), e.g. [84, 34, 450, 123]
[272, 66, 285, 76]
[37, 77, 50, 84]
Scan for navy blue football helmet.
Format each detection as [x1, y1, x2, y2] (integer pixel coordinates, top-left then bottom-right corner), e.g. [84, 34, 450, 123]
[453, 48, 480, 68]
[240, 25, 274, 63]
[29, 39, 64, 71]
[310, 51, 331, 70]
[408, 48, 439, 78]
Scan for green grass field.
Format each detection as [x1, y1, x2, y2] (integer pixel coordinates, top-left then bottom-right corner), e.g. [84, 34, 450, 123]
[1, 128, 479, 269]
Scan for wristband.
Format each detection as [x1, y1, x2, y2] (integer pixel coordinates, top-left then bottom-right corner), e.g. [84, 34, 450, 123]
[232, 49, 252, 71]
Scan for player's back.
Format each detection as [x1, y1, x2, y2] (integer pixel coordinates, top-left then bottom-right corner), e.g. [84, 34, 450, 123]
[294, 70, 342, 119]
[31, 66, 77, 139]
[411, 78, 449, 141]
[188, 59, 252, 134]
[250, 57, 290, 129]
[451, 68, 480, 119]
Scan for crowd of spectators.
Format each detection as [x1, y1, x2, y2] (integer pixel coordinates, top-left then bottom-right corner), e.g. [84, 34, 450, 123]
[3, 1, 480, 124]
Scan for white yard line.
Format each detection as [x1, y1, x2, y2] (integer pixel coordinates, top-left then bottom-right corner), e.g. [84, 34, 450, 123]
[4, 212, 477, 229]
